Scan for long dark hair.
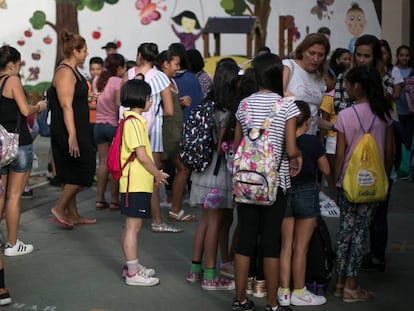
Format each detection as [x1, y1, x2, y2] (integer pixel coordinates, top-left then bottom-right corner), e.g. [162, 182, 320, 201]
[353, 35, 384, 76]
[345, 66, 391, 122]
[207, 61, 239, 112]
[253, 53, 283, 94]
[379, 39, 393, 73]
[0, 45, 21, 70]
[96, 53, 125, 92]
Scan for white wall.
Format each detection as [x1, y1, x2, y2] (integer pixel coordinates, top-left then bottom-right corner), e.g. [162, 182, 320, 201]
[0, 0, 382, 86]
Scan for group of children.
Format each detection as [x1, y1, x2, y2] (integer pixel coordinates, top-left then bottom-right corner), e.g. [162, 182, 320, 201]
[74, 31, 411, 311]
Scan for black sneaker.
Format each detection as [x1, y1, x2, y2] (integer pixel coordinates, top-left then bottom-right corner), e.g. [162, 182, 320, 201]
[232, 298, 254, 311]
[0, 288, 12, 306]
[21, 189, 34, 198]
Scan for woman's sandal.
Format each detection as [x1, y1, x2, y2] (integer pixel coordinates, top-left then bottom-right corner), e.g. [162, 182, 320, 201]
[109, 202, 120, 211]
[334, 284, 344, 297]
[168, 210, 197, 222]
[151, 222, 183, 233]
[343, 287, 375, 302]
[96, 201, 108, 210]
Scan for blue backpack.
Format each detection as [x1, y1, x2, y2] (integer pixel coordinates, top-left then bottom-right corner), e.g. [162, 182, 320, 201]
[38, 89, 50, 137]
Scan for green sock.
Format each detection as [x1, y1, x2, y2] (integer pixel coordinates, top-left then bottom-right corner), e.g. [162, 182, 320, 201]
[191, 262, 202, 273]
[203, 268, 216, 281]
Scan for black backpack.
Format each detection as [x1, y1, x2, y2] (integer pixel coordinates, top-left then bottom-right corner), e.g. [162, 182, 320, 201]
[179, 99, 215, 172]
[305, 216, 335, 293]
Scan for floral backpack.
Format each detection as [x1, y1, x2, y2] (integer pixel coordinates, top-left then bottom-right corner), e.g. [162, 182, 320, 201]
[232, 98, 287, 206]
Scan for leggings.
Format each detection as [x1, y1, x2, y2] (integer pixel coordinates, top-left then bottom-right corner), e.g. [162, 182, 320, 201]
[236, 188, 286, 258]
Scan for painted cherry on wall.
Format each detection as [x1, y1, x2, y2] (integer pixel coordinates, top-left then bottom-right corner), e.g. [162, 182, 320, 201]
[92, 28, 101, 39]
[43, 35, 52, 45]
[24, 29, 33, 38]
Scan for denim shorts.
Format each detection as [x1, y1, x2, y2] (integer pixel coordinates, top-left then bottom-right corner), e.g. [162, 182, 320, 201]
[94, 123, 117, 145]
[120, 192, 152, 219]
[1, 144, 33, 174]
[285, 182, 320, 219]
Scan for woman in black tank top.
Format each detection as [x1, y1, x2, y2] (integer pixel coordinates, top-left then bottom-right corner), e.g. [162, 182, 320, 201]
[48, 31, 96, 228]
[0, 45, 47, 303]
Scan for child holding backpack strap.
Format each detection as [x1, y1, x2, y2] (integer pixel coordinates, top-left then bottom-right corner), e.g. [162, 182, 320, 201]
[334, 66, 393, 302]
[278, 101, 330, 307]
[232, 53, 302, 311]
[119, 79, 169, 286]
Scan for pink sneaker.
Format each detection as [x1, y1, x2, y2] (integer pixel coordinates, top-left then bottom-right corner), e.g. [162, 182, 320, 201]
[201, 276, 235, 290]
[186, 271, 203, 283]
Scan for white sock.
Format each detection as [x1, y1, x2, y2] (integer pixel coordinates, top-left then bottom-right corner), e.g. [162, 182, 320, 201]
[126, 259, 139, 276]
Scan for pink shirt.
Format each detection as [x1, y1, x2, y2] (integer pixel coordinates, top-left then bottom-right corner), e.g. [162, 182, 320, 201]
[335, 103, 393, 187]
[94, 76, 122, 126]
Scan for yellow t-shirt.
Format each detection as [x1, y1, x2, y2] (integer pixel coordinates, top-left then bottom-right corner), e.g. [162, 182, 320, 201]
[320, 94, 337, 138]
[119, 111, 154, 193]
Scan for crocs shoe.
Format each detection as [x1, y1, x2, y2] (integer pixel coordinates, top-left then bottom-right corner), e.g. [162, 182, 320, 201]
[201, 276, 235, 290]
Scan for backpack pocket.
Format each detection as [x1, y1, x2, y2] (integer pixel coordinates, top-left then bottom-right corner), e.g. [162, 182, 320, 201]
[233, 170, 275, 205]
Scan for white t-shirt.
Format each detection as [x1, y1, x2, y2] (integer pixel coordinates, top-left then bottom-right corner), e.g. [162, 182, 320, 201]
[283, 59, 326, 135]
[391, 66, 404, 85]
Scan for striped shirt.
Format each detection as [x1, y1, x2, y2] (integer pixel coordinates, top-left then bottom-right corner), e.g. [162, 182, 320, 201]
[236, 91, 300, 190]
[125, 67, 170, 152]
[148, 70, 170, 152]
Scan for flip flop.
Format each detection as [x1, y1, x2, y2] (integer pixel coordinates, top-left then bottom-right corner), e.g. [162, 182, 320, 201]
[109, 202, 121, 211]
[74, 218, 97, 226]
[96, 201, 108, 210]
[47, 217, 74, 229]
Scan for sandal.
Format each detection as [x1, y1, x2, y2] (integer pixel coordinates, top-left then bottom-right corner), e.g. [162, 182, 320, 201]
[109, 202, 120, 211]
[96, 201, 108, 210]
[168, 210, 197, 222]
[334, 284, 344, 297]
[343, 287, 375, 302]
[151, 222, 182, 233]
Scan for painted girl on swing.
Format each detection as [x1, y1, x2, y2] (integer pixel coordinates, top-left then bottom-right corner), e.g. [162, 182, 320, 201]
[171, 10, 203, 50]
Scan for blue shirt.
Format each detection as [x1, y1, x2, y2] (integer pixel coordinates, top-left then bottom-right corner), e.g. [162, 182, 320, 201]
[174, 70, 203, 121]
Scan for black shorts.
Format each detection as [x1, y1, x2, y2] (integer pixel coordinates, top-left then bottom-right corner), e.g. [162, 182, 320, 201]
[120, 192, 152, 218]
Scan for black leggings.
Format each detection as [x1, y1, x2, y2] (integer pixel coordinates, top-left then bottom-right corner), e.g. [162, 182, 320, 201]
[236, 188, 286, 258]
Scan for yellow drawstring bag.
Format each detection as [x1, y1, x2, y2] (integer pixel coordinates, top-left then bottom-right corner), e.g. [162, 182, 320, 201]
[342, 107, 389, 203]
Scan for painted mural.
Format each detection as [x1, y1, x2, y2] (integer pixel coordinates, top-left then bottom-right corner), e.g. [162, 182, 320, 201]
[0, 0, 381, 95]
